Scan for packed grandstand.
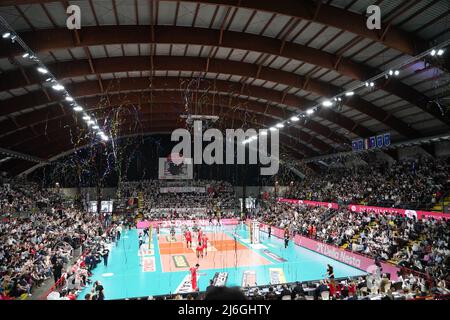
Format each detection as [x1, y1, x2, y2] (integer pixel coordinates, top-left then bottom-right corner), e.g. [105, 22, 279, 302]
[0, 0, 449, 308]
[1, 156, 449, 301]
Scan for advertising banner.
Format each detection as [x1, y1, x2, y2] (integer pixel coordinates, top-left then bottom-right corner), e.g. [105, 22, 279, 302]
[259, 222, 400, 281]
[277, 198, 339, 209]
[137, 218, 239, 229]
[294, 234, 399, 280]
[159, 187, 206, 193]
[348, 204, 450, 221]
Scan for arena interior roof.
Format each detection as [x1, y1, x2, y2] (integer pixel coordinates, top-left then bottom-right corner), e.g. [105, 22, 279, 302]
[0, 0, 449, 175]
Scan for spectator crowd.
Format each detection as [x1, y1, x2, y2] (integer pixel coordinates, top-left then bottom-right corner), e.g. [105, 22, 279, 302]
[285, 157, 450, 210]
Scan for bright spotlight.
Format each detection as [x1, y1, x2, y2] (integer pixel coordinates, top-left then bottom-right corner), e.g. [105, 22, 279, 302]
[276, 123, 284, 128]
[52, 84, 64, 91]
[306, 108, 314, 115]
[73, 106, 83, 112]
[37, 67, 48, 74]
[290, 116, 300, 122]
[345, 91, 354, 96]
[2, 32, 11, 39]
[322, 100, 333, 107]
[437, 49, 444, 56]
[65, 96, 74, 102]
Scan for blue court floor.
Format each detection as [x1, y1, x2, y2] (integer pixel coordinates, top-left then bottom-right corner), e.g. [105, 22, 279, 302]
[77, 224, 365, 300]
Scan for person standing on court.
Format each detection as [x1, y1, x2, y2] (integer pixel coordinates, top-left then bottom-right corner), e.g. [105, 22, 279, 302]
[138, 233, 143, 248]
[268, 225, 272, 238]
[185, 229, 192, 248]
[190, 264, 200, 292]
[284, 229, 290, 248]
[116, 224, 122, 241]
[102, 248, 110, 267]
[326, 264, 335, 279]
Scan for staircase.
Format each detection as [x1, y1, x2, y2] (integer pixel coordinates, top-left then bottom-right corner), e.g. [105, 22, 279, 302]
[388, 234, 427, 265]
[431, 194, 450, 212]
[340, 222, 375, 249]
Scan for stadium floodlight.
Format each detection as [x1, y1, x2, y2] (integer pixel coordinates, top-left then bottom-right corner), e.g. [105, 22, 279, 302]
[73, 106, 83, 112]
[306, 108, 314, 115]
[290, 116, 300, 122]
[2, 32, 11, 39]
[276, 123, 284, 128]
[82, 115, 91, 121]
[22, 53, 29, 58]
[345, 91, 354, 96]
[37, 67, 48, 74]
[437, 49, 444, 56]
[269, 127, 277, 132]
[322, 100, 333, 107]
[65, 96, 74, 102]
[52, 84, 64, 91]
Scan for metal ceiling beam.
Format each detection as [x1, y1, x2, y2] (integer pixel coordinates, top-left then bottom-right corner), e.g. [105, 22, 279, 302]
[8, 118, 317, 173]
[0, 77, 361, 142]
[0, 25, 439, 124]
[0, 0, 429, 55]
[1, 108, 331, 156]
[0, 146, 48, 164]
[303, 132, 450, 163]
[11, 126, 306, 177]
[0, 56, 425, 137]
[0, 91, 349, 149]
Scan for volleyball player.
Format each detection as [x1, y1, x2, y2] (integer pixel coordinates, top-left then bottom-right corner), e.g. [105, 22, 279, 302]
[196, 240, 204, 258]
[189, 264, 200, 292]
[202, 233, 208, 256]
[170, 225, 176, 241]
[185, 229, 192, 248]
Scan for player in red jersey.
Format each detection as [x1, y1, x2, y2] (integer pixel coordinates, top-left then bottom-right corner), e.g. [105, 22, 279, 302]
[202, 234, 208, 256]
[196, 240, 204, 258]
[185, 230, 192, 248]
[189, 264, 200, 291]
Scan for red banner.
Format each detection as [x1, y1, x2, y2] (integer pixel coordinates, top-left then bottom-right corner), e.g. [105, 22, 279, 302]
[277, 197, 449, 220]
[277, 198, 339, 209]
[259, 223, 400, 280]
[137, 218, 239, 229]
[348, 204, 450, 221]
